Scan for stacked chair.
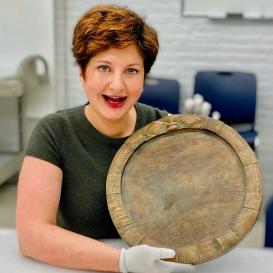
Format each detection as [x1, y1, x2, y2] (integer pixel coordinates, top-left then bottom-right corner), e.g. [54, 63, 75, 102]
[194, 71, 258, 150]
[139, 77, 180, 114]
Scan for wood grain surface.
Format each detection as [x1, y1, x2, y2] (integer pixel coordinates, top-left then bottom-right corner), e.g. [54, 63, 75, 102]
[106, 114, 262, 264]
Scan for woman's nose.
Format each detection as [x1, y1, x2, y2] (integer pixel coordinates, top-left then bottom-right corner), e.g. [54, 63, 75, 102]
[108, 73, 125, 92]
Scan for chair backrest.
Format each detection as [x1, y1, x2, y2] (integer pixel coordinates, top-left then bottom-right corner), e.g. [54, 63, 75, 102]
[194, 71, 257, 126]
[138, 77, 180, 114]
[265, 196, 273, 247]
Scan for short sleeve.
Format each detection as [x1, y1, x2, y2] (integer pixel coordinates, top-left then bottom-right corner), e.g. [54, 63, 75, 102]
[25, 113, 63, 168]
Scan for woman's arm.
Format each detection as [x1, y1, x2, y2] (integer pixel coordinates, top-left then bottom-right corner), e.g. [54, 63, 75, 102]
[16, 156, 120, 272]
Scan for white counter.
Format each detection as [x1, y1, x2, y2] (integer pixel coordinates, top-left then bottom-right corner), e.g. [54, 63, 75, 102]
[1, 228, 273, 273]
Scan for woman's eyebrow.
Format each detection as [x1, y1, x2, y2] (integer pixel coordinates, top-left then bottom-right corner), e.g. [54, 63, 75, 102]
[95, 60, 112, 64]
[95, 60, 142, 67]
[126, 63, 142, 67]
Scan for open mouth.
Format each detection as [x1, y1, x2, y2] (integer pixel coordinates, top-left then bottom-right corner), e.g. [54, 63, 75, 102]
[102, 95, 127, 108]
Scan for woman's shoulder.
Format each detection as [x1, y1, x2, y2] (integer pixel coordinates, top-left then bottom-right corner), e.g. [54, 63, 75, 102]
[135, 103, 169, 129]
[135, 102, 168, 119]
[25, 105, 86, 166]
[37, 105, 85, 128]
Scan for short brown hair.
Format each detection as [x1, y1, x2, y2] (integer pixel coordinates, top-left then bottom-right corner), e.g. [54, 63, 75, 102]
[72, 5, 159, 75]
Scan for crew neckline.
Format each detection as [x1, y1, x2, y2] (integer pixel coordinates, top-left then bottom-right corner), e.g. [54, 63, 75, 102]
[80, 103, 141, 143]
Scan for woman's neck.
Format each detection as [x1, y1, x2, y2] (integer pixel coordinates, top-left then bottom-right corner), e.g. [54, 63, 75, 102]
[84, 104, 137, 138]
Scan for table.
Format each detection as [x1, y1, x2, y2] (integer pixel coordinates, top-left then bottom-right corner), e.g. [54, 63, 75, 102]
[1, 228, 273, 273]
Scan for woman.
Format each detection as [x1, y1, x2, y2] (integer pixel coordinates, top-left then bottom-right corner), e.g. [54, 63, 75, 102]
[16, 5, 195, 273]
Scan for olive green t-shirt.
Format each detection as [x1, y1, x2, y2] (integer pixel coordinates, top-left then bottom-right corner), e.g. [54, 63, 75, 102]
[26, 102, 168, 239]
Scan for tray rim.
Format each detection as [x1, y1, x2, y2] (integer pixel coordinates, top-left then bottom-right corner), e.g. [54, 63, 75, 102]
[106, 114, 263, 264]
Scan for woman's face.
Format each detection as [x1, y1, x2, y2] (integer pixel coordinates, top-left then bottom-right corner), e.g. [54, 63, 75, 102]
[80, 44, 145, 122]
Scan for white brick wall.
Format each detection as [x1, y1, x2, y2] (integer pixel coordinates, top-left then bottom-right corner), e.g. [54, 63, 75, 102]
[55, 0, 273, 207]
[0, 0, 54, 79]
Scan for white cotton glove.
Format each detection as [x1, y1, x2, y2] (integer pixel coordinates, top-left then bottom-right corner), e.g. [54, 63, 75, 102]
[183, 93, 221, 120]
[119, 244, 196, 273]
[192, 94, 204, 114]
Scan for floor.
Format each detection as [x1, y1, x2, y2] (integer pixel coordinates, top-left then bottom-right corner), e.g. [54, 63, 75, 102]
[0, 177, 266, 248]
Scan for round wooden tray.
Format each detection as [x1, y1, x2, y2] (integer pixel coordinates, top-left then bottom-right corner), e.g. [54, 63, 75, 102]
[106, 115, 262, 264]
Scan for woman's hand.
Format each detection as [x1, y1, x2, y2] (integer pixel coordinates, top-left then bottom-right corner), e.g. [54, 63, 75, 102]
[119, 244, 196, 273]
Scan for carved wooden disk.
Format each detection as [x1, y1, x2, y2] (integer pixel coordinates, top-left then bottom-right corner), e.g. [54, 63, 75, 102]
[106, 115, 262, 264]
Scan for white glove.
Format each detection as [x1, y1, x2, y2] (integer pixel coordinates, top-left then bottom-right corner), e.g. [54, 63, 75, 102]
[119, 244, 196, 273]
[183, 93, 221, 120]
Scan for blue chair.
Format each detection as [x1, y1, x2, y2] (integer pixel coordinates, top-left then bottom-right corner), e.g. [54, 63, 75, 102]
[138, 77, 180, 114]
[194, 71, 258, 150]
[265, 196, 273, 247]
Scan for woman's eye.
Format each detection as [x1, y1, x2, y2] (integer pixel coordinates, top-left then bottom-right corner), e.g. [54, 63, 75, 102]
[126, 68, 138, 75]
[98, 65, 110, 72]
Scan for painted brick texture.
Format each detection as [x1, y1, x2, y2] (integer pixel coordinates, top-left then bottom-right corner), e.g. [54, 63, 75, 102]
[57, 0, 273, 206]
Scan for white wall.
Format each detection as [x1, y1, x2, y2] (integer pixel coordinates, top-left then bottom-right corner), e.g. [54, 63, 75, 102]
[0, 0, 54, 78]
[2, 0, 271, 208]
[55, 0, 273, 207]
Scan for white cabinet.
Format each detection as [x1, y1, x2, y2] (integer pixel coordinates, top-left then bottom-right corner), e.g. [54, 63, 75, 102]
[0, 80, 23, 152]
